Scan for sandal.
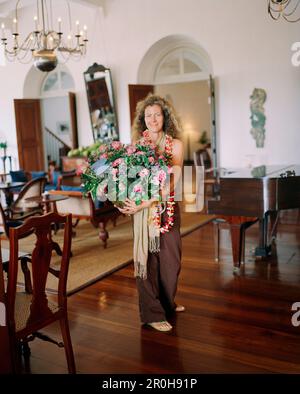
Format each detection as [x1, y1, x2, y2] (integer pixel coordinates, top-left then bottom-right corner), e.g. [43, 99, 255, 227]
[175, 305, 185, 312]
[147, 321, 172, 332]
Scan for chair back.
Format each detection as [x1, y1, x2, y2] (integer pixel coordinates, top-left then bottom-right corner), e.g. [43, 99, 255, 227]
[7, 212, 75, 372]
[7, 212, 72, 336]
[13, 177, 46, 211]
[0, 202, 9, 237]
[193, 148, 212, 171]
[0, 251, 13, 373]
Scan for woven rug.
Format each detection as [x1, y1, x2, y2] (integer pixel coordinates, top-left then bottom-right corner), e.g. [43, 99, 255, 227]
[2, 211, 214, 296]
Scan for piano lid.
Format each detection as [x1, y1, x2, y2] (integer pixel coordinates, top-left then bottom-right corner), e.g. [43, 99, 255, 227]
[219, 164, 300, 179]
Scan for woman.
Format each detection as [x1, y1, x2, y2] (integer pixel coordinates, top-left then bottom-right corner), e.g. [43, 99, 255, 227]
[117, 94, 184, 332]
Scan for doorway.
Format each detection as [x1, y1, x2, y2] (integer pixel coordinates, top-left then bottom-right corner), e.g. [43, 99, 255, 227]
[136, 35, 216, 168]
[155, 80, 210, 162]
[19, 64, 78, 172]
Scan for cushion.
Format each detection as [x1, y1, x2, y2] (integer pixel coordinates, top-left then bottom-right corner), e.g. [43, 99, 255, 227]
[10, 170, 28, 183]
[31, 171, 46, 179]
[61, 185, 84, 192]
[44, 184, 57, 192]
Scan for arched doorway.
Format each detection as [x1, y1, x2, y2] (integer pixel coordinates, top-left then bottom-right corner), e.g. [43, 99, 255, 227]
[136, 35, 216, 169]
[16, 65, 78, 171]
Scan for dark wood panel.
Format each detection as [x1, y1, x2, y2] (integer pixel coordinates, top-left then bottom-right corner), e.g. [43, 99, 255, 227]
[128, 84, 154, 126]
[14, 99, 44, 171]
[69, 92, 78, 149]
[277, 177, 300, 210]
[209, 177, 281, 217]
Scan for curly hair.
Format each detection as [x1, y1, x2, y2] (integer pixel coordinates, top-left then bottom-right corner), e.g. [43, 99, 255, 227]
[131, 93, 182, 142]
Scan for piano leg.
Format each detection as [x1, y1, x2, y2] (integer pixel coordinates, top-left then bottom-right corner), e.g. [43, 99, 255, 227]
[255, 213, 275, 257]
[217, 216, 257, 273]
[230, 223, 244, 274]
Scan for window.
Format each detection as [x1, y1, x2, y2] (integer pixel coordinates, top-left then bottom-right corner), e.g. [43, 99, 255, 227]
[41, 66, 75, 97]
[155, 48, 208, 84]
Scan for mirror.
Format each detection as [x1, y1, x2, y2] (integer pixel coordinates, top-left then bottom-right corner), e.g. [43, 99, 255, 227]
[84, 63, 119, 142]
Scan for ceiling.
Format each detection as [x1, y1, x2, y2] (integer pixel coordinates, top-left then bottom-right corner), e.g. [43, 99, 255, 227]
[0, 0, 104, 18]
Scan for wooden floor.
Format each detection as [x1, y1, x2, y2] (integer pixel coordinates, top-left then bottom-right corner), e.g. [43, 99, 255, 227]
[25, 210, 300, 374]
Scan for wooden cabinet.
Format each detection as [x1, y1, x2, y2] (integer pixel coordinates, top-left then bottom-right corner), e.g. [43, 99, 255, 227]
[62, 156, 88, 172]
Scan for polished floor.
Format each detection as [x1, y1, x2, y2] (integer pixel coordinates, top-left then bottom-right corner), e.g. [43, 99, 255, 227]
[25, 210, 300, 373]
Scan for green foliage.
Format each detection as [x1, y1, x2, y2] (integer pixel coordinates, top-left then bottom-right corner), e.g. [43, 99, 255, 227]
[67, 141, 102, 158]
[198, 130, 209, 145]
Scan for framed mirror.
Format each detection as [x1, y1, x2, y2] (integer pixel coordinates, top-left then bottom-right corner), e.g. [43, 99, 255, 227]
[84, 63, 119, 142]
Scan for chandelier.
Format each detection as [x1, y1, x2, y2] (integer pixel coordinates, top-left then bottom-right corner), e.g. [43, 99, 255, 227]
[0, 0, 88, 72]
[268, 0, 300, 22]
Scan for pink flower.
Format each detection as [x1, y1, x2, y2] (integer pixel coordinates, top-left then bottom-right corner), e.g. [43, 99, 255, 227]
[136, 151, 144, 155]
[99, 145, 107, 153]
[126, 145, 136, 155]
[143, 130, 150, 139]
[111, 141, 123, 150]
[110, 168, 118, 180]
[112, 158, 122, 167]
[139, 168, 149, 177]
[76, 166, 84, 176]
[148, 157, 155, 164]
[133, 184, 143, 193]
[152, 176, 160, 186]
[158, 170, 166, 183]
[100, 153, 108, 159]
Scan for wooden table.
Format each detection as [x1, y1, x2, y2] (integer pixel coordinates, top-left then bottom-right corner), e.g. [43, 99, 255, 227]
[25, 194, 68, 213]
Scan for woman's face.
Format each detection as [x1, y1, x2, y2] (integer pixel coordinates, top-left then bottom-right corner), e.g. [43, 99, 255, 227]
[144, 104, 164, 134]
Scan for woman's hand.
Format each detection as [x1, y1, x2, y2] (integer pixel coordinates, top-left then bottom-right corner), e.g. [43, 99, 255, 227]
[115, 198, 154, 216]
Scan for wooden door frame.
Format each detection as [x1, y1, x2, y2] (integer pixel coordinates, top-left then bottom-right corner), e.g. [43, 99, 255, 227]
[14, 99, 45, 171]
[128, 84, 154, 126]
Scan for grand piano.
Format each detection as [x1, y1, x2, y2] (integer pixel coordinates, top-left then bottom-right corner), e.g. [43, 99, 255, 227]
[208, 164, 300, 272]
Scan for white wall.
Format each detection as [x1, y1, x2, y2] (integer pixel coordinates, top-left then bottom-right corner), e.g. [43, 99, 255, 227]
[156, 81, 210, 161]
[0, 0, 299, 168]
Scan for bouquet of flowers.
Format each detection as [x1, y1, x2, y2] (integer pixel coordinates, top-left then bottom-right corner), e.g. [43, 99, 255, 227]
[81, 136, 172, 209]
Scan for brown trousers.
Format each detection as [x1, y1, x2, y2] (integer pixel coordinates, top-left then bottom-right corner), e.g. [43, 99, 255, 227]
[136, 204, 182, 323]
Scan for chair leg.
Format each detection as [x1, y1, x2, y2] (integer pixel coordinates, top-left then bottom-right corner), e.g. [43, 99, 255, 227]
[59, 317, 76, 374]
[22, 341, 32, 374]
[98, 222, 108, 248]
[213, 220, 220, 262]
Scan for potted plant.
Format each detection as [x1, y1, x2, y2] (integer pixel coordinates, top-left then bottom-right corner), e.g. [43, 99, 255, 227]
[198, 131, 210, 148]
[0, 141, 7, 157]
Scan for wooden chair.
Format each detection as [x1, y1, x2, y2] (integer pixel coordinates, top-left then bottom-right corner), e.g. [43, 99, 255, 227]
[49, 190, 121, 248]
[193, 148, 219, 198]
[0, 244, 13, 373]
[0, 201, 33, 293]
[6, 212, 76, 374]
[7, 177, 47, 220]
[0, 201, 23, 239]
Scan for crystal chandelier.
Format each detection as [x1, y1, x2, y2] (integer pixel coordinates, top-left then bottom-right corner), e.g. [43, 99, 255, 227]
[0, 0, 88, 72]
[268, 0, 300, 22]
